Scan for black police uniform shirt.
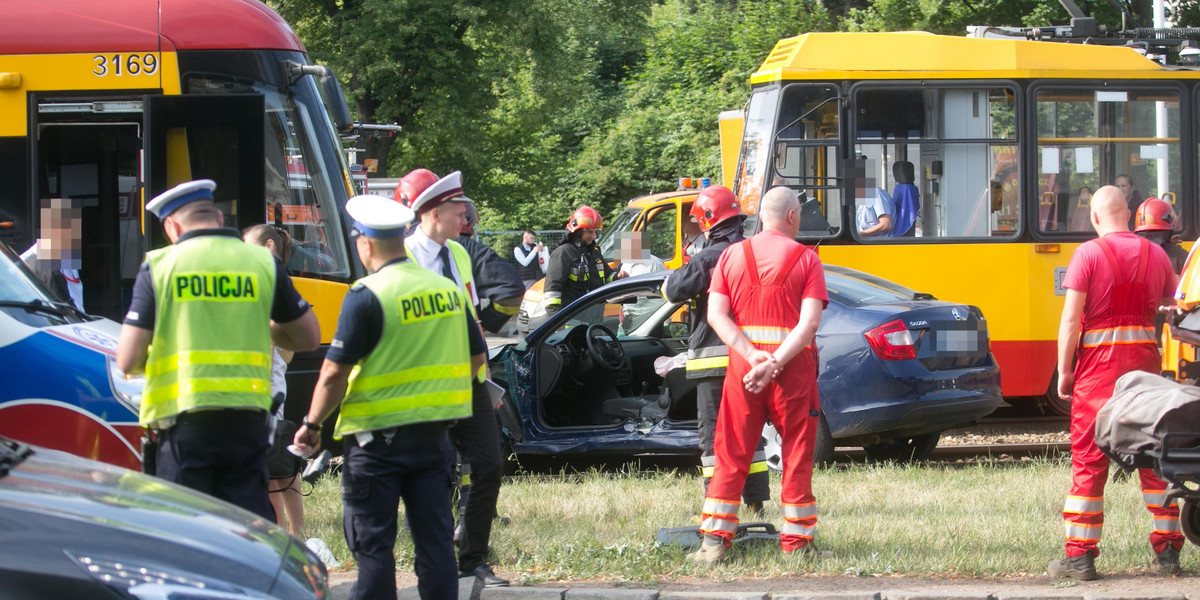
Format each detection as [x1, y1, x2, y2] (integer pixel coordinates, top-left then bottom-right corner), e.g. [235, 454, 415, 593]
[124, 229, 311, 329]
[325, 257, 486, 366]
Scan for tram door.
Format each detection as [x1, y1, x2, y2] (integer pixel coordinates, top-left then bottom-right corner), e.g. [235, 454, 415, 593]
[32, 98, 144, 321]
[29, 94, 264, 322]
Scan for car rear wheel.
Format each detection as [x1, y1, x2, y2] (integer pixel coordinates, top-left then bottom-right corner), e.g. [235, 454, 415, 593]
[761, 412, 834, 471]
[1181, 499, 1200, 546]
[1041, 370, 1071, 417]
[863, 431, 941, 463]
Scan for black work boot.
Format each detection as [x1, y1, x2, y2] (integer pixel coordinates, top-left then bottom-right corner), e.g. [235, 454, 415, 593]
[1047, 552, 1099, 581]
[1154, 546, 1181, 576]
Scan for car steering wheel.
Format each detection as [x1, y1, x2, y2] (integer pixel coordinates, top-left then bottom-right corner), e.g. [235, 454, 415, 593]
[585, 324, 625, 370]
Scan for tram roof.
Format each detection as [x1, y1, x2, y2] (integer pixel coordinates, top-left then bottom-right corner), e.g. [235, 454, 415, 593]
[750, 32, 1191, 84]
[0, 0, 303, 55]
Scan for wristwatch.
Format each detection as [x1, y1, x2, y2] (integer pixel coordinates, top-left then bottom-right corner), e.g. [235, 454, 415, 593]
[302, 416, 322, 433]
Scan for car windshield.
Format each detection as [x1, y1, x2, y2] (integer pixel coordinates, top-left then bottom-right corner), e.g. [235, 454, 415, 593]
[555, 286, 672, 336]
[0, 243, 79, 326]
[825, 265, 918, 307]
[597, 208, 640, 259]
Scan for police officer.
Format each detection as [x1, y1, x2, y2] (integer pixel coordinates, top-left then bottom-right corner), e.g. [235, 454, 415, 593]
[544, 205, 626, 316]
[115, 179, 320, 520]
[662, 185, 769, 515]
[293, 194, 486, 600]
[401, 169, 509, 587]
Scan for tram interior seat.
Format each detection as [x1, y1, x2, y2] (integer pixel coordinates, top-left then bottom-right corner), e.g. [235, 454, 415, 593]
[891, 161, 920, 237]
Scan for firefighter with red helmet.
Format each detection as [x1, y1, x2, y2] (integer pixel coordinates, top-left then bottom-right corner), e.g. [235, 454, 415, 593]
[1134, 197, 1188, 274]
[662, 185, 769, 513]
[543, 205, 626, 314]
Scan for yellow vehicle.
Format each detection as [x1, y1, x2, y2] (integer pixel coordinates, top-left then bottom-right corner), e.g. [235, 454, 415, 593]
[0, 0, 361, 436]
[516, 186, 706, 332]
[720, 29, 1200, 413]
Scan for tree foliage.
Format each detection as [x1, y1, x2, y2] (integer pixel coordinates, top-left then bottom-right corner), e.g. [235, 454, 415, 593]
[272, 0, 1189, 232]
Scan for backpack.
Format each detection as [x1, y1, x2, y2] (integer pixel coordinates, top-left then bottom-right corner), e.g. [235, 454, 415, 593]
[1095, 370, 1200, 469]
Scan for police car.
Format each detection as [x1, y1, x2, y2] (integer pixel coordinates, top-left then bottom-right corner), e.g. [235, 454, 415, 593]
[0, 241, 144, 470]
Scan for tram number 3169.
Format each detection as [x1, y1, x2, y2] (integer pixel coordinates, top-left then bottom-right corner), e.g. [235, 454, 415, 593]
[92, 53, 159, 77]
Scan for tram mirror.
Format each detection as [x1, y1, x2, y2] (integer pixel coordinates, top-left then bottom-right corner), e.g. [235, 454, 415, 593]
[990, 180, 1004, 212]
[775, 141, 788, 169]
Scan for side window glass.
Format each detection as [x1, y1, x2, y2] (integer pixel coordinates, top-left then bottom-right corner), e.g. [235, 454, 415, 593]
[1036, 87, 1181, 234]
[643, 206, 677, 261]
[774, 84, 842, 238]
[853, 86, 1019, 239]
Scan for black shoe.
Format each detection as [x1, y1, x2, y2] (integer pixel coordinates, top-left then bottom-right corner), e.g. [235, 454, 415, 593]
[1154, 546, 1181, 576]
[1047, 553, 1098, 581]
[459, 563, 509, 587]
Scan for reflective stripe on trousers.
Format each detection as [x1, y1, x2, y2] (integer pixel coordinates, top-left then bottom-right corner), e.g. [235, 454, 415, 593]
[701, 451, 766, 478]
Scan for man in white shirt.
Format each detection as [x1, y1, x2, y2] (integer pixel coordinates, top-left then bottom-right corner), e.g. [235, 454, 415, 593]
[21, 197, 85, 312]
[513, 230, 545, 287]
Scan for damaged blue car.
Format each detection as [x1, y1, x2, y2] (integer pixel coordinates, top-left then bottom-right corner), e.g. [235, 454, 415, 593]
[488, 268, 1003, 466]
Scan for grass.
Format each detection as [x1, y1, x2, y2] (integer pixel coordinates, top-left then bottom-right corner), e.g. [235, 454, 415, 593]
[299, 457, 1197, 584]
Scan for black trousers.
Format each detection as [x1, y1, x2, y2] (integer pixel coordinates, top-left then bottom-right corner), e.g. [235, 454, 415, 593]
[342, 423, 456, 600]
[448, 381, 504, 571]
[156, 409, 273, 521]
[697, 377, 770, 504]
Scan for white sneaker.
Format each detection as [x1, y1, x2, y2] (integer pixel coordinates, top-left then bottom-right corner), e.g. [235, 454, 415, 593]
[306, 537, 341, 569]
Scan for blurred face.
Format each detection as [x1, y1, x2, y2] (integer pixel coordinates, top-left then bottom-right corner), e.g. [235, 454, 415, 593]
[1116, 177, 1134, 200]
[523, 231, 536, 245]
[38, 197, 82, 267]
[618, 231, 647, 261]
[579, 228, 596, 245]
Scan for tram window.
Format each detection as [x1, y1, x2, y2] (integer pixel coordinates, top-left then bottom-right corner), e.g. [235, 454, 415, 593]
[186, 75, 353, 281]
[852, 86, 1019, 240]
[1036, 87, 1181, 234]
[772, 84, 841, 237]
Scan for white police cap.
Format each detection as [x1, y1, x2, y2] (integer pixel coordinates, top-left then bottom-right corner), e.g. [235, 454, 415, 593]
[409, 170, 472, 214]
[146, 179, 217, 219]
[346, 194, 415, 238]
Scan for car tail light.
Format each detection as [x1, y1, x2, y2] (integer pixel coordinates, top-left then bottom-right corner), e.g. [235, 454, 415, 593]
[865, 319, 916, 361]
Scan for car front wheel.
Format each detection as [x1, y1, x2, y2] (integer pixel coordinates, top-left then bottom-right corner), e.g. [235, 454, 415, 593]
[862, 431, 941, 463]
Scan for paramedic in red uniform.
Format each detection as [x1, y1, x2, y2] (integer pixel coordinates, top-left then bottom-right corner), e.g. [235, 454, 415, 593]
[691, 186, 827, 565]
[1051, 185, 1184, 580]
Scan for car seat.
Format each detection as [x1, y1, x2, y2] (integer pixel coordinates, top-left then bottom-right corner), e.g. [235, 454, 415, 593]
[891, 161, 920, 237]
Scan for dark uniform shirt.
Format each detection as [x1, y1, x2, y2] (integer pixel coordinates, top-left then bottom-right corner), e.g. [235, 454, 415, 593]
[662, 219, 744, 377]
[544, 235, 613, 310]
[326, 257, 486, 365]
[123, 228, 310, 329]
[457, 235, 526, 334]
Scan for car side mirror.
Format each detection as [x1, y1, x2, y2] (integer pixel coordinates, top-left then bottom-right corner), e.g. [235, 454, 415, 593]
[664, 321, 689, 338]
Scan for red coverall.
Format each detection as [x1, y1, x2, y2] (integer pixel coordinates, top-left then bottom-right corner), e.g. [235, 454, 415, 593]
[700, 232, 827, 552]
[1062, 233, 1183, 558]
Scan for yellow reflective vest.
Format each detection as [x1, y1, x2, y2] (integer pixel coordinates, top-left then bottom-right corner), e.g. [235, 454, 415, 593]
[334, 260, 474, 439]
[140, 235, 276, 425]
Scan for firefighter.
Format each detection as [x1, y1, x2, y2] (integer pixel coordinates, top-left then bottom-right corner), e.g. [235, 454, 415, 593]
[457, 199, 525, 334]
[1051, 185, 1183, 580]
[293, 194, 484, 599]
[115, 179, 320, 520]
[662, 185, 769, 514]
[693, 186, 827, 565]
[401, 168, 509, 587]
[1134, 197, 1188, 274]
[544, 205, 626, 315]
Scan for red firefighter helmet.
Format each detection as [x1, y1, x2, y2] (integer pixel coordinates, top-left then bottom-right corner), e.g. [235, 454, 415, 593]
[394, 168, 439, 208]
[689, 185, 741, 231]
[566, 206, 603, 232]
[1135, 197, 1176, 232]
